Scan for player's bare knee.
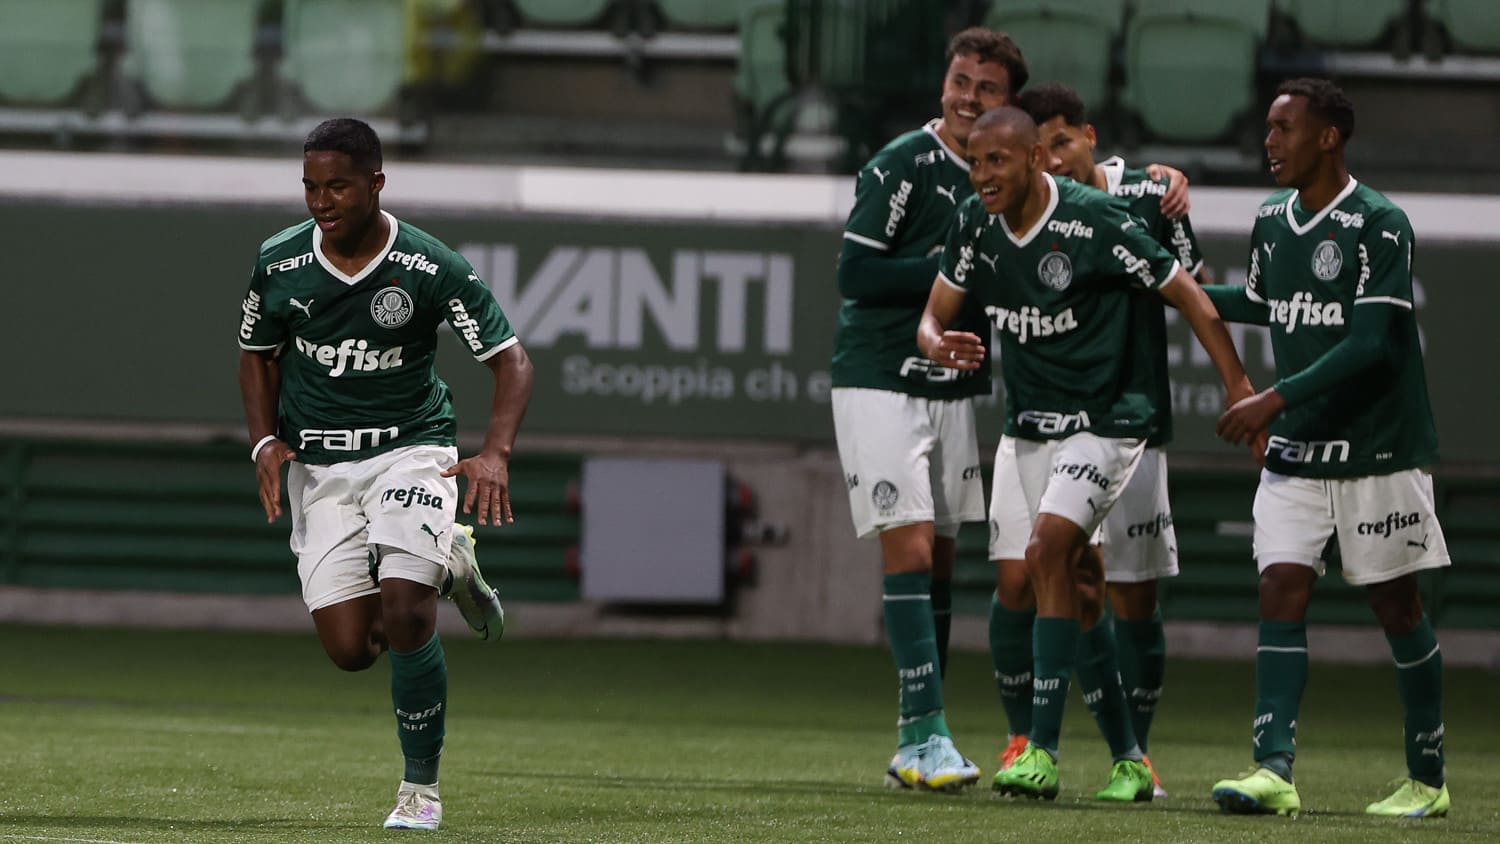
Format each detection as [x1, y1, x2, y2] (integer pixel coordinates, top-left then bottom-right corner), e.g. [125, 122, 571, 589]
[1367, 575, 1424, 634]
[1108, 580, 1158, 621]
[325, 639, 380, 672]
[995, 559, 1034, 609]
[878, 523, 935, 574]
[1258, 563, 1316, 621]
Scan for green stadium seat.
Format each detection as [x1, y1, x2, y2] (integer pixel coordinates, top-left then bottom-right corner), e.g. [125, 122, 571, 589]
[984, 1, 1125, 112]
[1123, 0, 1271, 142]
[0, 438, 583, 603]
[124, 0, 260, 109]
[1274, 0, 1409, 48]
[513, 0, 613, 28]
[1429, 0, 1500, 53]
[0, 0, 104, 104]
[654, 0, 742, 30]
[283, 0, 406, 113]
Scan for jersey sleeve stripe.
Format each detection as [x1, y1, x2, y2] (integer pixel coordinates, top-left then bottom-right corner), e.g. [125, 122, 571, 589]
[1354, 296, 1413, 309]
[238, 341, 282, 352]
[936, 271, 964, 292]
[1153, 259, 1182, 289]
[1244, 285, 1268, 304]
[1189, 258, 1204, 277]
[475, 334, 520, 362]
[842, 231, 890, 251]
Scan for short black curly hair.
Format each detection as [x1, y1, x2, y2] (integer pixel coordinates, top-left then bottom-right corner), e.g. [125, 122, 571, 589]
[304, 118, 383, 172]
[1015, 82, 1088, 128]
[1275, 77, 1355, 144]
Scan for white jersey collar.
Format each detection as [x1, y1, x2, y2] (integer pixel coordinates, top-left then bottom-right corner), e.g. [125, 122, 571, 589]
[1286, 177, 1359, 236]
[922, 119, 970, 172]
[1098, 155, 1126, 193]
[1000, 172, 1060, 248]
[313, 209, 400, 286]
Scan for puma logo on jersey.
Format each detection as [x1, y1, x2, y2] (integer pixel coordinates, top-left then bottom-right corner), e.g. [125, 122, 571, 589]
[978, 252, 999, 272]
[288, 297, 314, 318]
[871, 166, 889, 184]
[935, 184, 958, 205]
[1382, 230, 1401, 245]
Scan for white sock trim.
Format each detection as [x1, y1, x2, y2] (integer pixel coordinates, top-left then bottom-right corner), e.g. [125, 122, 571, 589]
[1394, 644, 1441, 669]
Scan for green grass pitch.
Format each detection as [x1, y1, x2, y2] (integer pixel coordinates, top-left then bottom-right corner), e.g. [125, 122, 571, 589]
[1, 624, 1497, 843]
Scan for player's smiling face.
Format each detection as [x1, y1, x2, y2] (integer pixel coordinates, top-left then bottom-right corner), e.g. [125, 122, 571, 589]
[1036, 116, 1096, 185]
[966, 126, 1037, 216]
[303, 150, 384, 246]
[1264, 94, 1329, 189]
[940, 52, 1012, 148]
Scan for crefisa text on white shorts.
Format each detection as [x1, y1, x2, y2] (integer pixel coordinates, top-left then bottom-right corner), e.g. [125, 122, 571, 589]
[831, 387, 985, 540]
[988, 431, 1147, 560]
[1095, 447, 1179, 583]
[287, 444, 460, 611]
[1252, 467, 1451, 585]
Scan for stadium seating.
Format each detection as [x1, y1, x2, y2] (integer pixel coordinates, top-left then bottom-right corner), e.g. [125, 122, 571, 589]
[653, 0, 742, 30]
[1122, 0, 1272, 142]
[123, 0, 261, 109]
[1274, 0, 1409, 49]
[0, 438, 583, 603]
[512, 0, 615, 28]
[283, 0, 407, 113]
[982, 0, 1127, 110]
[1429, 0, 1500, 53]
[0, 0, 104, 104]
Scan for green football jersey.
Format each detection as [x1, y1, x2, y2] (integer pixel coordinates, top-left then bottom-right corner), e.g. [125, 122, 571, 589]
[1246, 179, 1438, 478]
[1101, 156, 1206, 447]
[938, 175, 1181, 441]
[832, 119, 991, 398]
[237, 211, 517, 465]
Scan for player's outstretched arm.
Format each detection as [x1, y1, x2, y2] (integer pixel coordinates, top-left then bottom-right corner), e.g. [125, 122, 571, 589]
[1218, 303, 1396, 447]
[239, 349, 296, 523]
[837, 239, 943, 304]
[916, 278, 984, 370]
[1201, 285, 1270, 325]
[443, 343, 535, 527]
[1156, 269, 1261, 453]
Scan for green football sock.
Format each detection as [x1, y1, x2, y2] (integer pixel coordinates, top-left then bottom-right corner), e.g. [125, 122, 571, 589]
[1076, 620, 1142, 761]
[988, 595, 1035, 738]
[1387, 615, 1445, 788]
[1253, 621, 1307, 775]
[884, 572, 950, 746]
[1029, 616, 1080, 757]
[390, 633, 447, 786]
[1115, 610, 1167, 753]
[931, 575, 953, 678]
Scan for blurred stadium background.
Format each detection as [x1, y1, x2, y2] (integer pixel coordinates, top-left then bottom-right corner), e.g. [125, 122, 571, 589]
[2, 1, 1499, 841]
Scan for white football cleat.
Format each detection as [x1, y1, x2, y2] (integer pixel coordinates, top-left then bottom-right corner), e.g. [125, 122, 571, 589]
[445, 523, 505, 641]
[383, 781, 442, 831]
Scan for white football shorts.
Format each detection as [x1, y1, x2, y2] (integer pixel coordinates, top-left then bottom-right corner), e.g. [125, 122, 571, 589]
[287, 444, 459, 612]
[1096, 447, 1179, 583]
[988, 432, 1147, 560]
[1252, 467, 1451, 585]
[832, 387, 985, 540]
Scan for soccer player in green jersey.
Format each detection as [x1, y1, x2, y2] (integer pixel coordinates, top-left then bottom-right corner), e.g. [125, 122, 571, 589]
[917, 106, 1255, 802]
[1010, 82, 1215, 798]
[236, 119, 535, 830]
[832, 27, 1027, 793]
[1205, 78, 1450, 819]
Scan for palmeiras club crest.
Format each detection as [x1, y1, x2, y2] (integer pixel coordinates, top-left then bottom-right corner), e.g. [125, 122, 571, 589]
[1037, 250, 1073, 291]
[872, 480, 899, 514]
[1311, 239, 1343, 281]
[371, 287, 414, 328]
